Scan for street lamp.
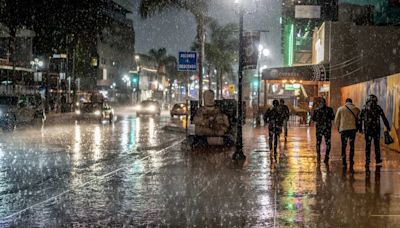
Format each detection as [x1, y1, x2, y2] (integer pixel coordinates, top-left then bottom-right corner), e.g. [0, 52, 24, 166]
[232, 0, 246, 161]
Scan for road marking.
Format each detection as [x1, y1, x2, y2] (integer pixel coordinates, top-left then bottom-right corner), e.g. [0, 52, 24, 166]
[0, 139, 184, 221]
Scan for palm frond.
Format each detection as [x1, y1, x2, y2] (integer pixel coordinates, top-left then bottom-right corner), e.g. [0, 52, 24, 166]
[139, 0, 183, 18]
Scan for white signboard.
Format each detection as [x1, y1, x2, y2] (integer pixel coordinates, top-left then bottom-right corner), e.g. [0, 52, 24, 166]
[139, 76, 149, 90]
[295, 5, 321, 19]
[34, 72, 42, 82]
[315, 39, 324, 64]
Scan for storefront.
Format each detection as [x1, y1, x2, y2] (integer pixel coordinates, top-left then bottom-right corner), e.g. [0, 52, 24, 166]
[261, 64, 330, 115]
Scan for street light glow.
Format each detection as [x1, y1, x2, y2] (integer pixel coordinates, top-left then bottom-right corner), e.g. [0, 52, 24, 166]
[258, 44, 263, 53]
[262, 49, 270, 57]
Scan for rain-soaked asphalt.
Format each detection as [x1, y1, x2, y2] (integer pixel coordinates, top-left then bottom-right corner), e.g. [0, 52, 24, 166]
[1, 111, 400, 227]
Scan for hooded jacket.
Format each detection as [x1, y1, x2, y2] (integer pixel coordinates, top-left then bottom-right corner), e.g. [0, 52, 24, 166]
[360, 102, 390, 135]
[334, 102, 360, 132]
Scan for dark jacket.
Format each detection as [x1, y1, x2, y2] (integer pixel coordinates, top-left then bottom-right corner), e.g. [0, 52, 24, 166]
[312, 105, 335, 132]
[280, 104, 290, 121]
[360, 102, 390, 135]
[264, 106, 284, 133]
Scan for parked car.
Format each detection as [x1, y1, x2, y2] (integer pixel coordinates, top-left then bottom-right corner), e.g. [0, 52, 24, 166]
[135, 100, 161, 116]
[170, 103, 188, 117]
[75, 102, 114, 123]
[0, 95, 46, 131]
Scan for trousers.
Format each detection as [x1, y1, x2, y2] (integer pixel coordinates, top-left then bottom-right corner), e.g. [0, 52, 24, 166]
[341, 130, 357, 164]
[365, 133, 381, 164]
[316, 129, 331, 158]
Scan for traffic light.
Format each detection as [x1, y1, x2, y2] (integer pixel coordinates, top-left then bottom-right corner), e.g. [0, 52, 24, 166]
[131, 73, 139, 87]
[252, 80, 259, 88]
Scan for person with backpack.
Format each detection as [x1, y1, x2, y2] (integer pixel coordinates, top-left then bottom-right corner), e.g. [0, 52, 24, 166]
[335, 98, 361, 167]
[312, 98, 335, 163]
[280, 99, 290, 141]
[360, 94, 391, 167]
[264, 100, 284, 159]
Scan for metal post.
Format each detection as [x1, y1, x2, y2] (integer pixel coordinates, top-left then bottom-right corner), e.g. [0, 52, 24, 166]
[186, 71, 189, 137]
[264, 80, 268, 107]
[256, 55, 261, 125]
[233, 7, 246, 161]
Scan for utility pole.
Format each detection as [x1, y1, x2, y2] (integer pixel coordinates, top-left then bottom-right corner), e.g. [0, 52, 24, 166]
[232, 6, 246, 161]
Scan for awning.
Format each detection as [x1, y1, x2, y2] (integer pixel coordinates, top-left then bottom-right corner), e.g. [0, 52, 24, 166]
[262, 64, 328, 81]
[0, 65, 33, 72]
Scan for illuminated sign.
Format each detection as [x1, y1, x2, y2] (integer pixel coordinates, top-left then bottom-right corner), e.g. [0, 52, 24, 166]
[284, 84, 301, 91]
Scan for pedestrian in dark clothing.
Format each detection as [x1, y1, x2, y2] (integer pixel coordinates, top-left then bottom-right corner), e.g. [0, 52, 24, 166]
[280, 99, 290, 141]
[335, 98, 361, 167]
[360, 94, 391, 167]
[264, 100, 284, 159]
[312, 98, 335, 163]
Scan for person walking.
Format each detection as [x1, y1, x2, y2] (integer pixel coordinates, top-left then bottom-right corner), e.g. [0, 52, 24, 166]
[312, 98, 335, 163]
[264, 100, 284, 159]
[280, 99, 290, 141]
[334, 98, 361, 167]
[360, 94, 391, 167]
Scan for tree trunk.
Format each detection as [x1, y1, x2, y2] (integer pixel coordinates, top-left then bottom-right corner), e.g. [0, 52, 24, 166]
[207, 65, 212, 89]
[216, 68, 220, 99]
[196, 18, 205, 106]
[168, 80, 173, 104]
[220, 69, 223, 99]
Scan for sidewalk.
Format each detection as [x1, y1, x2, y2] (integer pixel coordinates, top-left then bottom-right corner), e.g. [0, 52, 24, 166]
[240, 125, 400, 227]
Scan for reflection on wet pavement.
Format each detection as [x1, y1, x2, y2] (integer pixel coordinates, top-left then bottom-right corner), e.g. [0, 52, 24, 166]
[1, 117, 400, 226]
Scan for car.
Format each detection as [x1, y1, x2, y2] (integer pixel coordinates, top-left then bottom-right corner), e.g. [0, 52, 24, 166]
[75, 102, 114, 123]
[170, 103, 188, 117]
[0, 95, 46, 131]
[135, 100, 161, 116]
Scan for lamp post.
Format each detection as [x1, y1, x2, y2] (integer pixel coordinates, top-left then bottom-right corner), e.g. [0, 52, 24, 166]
[256, 46, 270, 125]
[135, 55, 141, 103]
[30, 58, 44, 85]
[232, 0, 246, 161]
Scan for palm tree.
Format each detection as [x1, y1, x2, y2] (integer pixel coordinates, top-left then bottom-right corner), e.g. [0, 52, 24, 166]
[194, 22, 238, 98]
[139, 0, 209, 105]
[147, 48, 176, 84]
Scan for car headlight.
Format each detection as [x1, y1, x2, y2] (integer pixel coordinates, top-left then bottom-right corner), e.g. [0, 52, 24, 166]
[147, 106, 157, 112]
[94, 110, 101, 116]
[75, 110, 81, 115]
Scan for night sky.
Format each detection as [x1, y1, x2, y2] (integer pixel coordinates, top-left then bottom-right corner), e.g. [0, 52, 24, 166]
[128, 0, 282, 68]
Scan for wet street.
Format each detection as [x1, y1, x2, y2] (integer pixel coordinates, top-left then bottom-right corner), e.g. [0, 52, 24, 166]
[1, 111, 400, 227]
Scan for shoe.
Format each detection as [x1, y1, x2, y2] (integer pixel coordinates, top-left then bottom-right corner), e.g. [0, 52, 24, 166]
[376, 161, 383, 166]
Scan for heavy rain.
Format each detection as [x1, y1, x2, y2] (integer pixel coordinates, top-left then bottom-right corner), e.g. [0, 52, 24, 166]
[1, 0, 400, 227]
